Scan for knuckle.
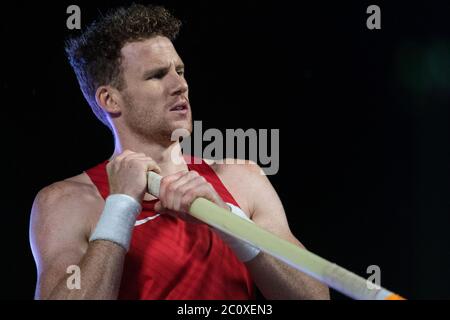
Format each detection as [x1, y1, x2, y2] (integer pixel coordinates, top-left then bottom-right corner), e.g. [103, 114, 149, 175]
[159, 199, 168, 207]
[186, 187, 198, 197]
[181, 193, 190, 203]
[149, 160, 159, 168]
[188, 192, 198, 201]
[179, 171, 189, 178]
[167, 183, 176, 193]
[160, 176, 170, 187]
[182, 192, 195, 204]
[127, 158, 139, 166]
[189, 171, 199, 177]
[179, 185, 189, 195]
[122, 149, 133, 155]
[195, 176, 207, 184]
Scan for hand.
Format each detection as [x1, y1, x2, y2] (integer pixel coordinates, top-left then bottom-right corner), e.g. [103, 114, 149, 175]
[154, 170, 229, 222]
[107, 150, 161, 202]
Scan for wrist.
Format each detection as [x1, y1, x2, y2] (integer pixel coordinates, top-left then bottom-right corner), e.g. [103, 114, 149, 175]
[89, 194, 142, 251]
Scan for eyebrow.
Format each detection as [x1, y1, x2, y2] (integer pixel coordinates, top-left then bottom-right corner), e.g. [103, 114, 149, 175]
[142, 63, 185, 79]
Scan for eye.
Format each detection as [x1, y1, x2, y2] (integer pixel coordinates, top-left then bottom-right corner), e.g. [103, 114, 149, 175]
[152, 71, 165, 79]
[177, 69, 185, 76]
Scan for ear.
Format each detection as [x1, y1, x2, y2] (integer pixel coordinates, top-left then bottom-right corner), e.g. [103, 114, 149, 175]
[95, 85, 122, 114]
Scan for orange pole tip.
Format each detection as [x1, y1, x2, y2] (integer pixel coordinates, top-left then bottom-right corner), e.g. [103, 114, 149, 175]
[385, 294, 406, 300]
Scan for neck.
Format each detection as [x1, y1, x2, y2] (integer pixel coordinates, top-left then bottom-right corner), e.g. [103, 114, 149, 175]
[111, 134, 188, 176]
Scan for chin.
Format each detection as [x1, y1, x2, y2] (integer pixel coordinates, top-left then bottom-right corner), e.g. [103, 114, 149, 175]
[164, 122, 191, 142]
[173, 118, 192, 133]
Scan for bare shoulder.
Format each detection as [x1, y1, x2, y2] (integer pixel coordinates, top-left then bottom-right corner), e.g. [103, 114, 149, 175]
[207, 158, 296, 241]
[30, 172, 104, 255]
[206, 158, 267, 216]
[34, 172, 103, 213]
[208, 158, 264, 183]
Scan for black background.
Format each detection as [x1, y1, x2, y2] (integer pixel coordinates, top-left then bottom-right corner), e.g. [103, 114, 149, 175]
[1, 0, 450, 299]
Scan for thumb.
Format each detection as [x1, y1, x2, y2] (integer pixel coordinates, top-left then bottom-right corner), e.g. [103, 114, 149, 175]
[154, 201, 170, 214]
[154, 201, 162, 212]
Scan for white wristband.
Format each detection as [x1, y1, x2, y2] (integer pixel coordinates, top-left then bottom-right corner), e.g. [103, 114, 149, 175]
[214, 203, 261, 262]
[89, 194, 142, 251]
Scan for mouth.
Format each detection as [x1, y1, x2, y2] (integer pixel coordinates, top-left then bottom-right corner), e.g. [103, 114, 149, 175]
[169, 101, 189, 114]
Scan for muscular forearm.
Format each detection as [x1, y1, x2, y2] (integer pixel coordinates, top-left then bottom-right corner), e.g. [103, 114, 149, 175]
[44, 241, 126, 300]
[246, 252, 330, 300]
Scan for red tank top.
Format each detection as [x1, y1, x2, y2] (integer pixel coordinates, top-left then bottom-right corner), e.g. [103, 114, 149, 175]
[85, 156, 255, 300]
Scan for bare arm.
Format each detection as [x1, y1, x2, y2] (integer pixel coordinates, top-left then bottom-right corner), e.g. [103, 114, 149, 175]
[218, 161, 330, 300]
[30, 151, 161, 299]
[30, 182, 126, 299]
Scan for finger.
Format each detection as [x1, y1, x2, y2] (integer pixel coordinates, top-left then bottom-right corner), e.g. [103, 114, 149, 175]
[121, 155, 162, 175]
[154, 202, 170, 214]
[121, 152, 149, 163]
[110, 150, 140, 170]
[161, 171, 191, 211]
[169, 171, 201, 193]
[115, 149, 136, 161]
[176, 176, 209, 212]
[159, 171, 188, 204]
[106, 161, 113, 173]
[122, 153, 149, 160]
[122, 153, 161, 171]
[154, 202, 177, 219]
[168, 171, 201, 211]
[156, 199, 200, 224]
[143, 159, 162, 174]
[154, 201, 166, 213]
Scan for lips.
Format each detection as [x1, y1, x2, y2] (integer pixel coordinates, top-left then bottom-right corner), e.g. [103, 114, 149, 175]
[169, 101, 188, 111]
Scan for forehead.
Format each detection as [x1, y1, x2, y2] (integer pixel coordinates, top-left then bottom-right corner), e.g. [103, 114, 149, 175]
[120, 36, 182, 73]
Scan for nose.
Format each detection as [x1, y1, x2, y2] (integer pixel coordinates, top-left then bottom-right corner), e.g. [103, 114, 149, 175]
[168, 69, 188, 96]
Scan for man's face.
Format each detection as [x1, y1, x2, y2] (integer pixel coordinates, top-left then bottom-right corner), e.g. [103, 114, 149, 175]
[118, 36, 192, 143]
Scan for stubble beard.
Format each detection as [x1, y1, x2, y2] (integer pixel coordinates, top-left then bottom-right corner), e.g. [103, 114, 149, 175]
[123, 94, 193, 146]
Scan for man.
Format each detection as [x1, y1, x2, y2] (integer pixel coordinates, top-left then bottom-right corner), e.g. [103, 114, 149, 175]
[29, 4, 330, 300]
